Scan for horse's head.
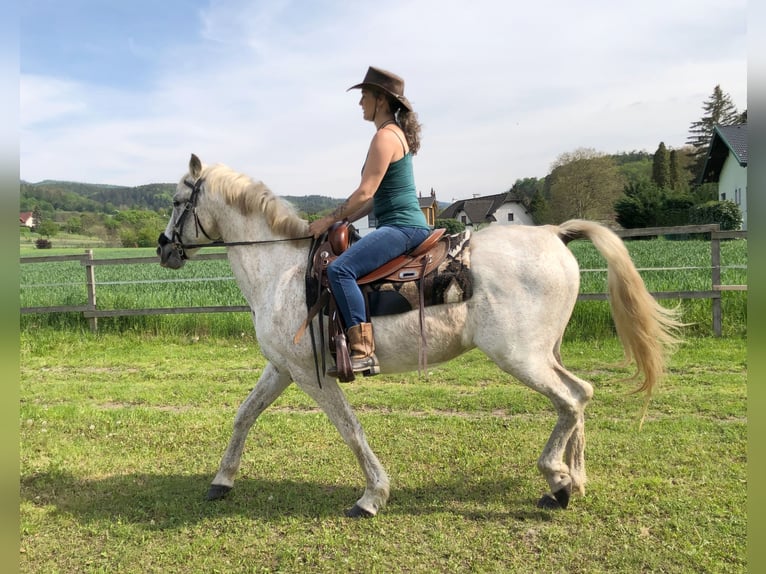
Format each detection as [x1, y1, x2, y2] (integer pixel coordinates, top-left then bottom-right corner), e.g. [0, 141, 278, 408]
[157, 153, 218, 269]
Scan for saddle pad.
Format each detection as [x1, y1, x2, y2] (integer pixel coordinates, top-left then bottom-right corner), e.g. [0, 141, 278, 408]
[365, 231, 473, 317]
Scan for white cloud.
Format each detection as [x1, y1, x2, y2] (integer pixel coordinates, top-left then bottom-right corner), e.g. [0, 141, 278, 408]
[20, 0, 747, 200]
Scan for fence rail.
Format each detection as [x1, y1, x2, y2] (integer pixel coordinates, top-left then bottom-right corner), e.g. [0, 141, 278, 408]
[20, 224, 747, 336]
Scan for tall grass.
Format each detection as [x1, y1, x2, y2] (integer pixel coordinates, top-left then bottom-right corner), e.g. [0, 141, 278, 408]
[20, 238, 747, 338]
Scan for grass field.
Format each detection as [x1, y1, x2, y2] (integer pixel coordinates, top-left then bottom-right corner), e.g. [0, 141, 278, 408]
[20, 331, 746, 573]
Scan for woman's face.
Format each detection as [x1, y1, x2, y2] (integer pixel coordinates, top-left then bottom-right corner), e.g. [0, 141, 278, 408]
[359, 89, 380, 121]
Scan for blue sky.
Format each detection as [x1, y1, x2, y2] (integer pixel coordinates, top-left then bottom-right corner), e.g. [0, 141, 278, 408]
[20, 0, 747, 201]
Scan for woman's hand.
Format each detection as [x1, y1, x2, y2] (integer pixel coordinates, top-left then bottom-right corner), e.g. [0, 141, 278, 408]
[309, 215, 334, 239]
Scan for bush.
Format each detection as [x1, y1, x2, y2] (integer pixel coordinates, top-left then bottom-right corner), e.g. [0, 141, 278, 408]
[689, 200, 743, 231]
[35, 238, 52, 249]
[434, 218, 466, 234]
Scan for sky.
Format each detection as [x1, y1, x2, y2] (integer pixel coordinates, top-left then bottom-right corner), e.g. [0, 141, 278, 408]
[20, 0, 747, 202]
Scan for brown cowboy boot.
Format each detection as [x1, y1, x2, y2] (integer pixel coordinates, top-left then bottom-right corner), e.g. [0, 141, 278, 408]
[327, 322, 380, 378]
[348, 322, 380, 374]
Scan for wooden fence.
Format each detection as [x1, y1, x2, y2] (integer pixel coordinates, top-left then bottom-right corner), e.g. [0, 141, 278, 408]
[20, 224, 746, 336]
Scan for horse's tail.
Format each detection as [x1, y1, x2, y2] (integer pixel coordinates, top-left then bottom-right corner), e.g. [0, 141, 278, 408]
[555, 219, 682, 399]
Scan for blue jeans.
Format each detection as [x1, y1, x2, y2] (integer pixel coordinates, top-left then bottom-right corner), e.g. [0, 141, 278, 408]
[327, 225, 430, 328]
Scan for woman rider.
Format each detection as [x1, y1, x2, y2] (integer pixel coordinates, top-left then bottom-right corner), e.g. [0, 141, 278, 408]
[309, 66, 430, 376]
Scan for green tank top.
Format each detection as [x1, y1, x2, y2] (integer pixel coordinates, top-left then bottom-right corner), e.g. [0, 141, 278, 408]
[373, 153, 429, 229]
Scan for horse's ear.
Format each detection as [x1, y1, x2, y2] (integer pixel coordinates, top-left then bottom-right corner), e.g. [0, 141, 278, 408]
[189, 153, 202, 178]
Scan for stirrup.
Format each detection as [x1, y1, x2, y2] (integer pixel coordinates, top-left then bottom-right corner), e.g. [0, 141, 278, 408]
[352, 353, 380, 377]
[327, 354, 380, 378]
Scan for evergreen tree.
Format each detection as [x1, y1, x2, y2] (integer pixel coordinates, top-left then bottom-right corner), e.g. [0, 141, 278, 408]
[31, 204, 43, 232]
[669, 149, 680, 191]
[686, 85, 742, 180]
[652, 142, 671, 189]
[687, 85, 741, 149]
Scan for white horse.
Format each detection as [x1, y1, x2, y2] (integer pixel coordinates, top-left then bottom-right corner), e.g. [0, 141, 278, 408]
[157, 154, 680, 517]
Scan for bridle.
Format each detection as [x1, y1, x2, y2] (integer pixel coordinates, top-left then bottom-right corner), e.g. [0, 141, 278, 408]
[157, 177, 312, 260]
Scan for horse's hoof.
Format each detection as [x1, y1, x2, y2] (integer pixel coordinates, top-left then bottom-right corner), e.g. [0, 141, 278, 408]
[345, 504, 374, 518]
[206, 484, 232, 501]
[536, 493, 562, 509]
[553, 486, 570, 509]
[536, 486, 570, 509]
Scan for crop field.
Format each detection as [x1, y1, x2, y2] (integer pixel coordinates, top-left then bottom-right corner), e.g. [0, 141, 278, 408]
[19, 237, 747, 338]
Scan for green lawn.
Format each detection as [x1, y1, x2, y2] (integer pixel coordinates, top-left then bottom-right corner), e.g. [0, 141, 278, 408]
[20, 331, 746, 573]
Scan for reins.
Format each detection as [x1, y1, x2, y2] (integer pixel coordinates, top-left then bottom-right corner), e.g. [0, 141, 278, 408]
[179, 236, 314, 250]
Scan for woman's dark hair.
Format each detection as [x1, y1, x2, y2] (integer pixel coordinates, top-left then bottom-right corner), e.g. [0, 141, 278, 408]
[379, 91, 422, 155]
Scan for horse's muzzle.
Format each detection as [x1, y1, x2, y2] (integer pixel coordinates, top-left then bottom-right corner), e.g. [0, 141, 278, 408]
[157, 233, 186, 269]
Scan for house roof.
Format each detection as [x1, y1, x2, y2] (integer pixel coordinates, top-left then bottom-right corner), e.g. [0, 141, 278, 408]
[20, 212, 34, 222]
[700, 123, 747, 183]
[438, 191, 524, 223]
[418, 196, 437, 209]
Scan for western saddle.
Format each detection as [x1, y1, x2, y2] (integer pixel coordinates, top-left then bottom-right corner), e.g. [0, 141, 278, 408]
[295, 221, 449, 383]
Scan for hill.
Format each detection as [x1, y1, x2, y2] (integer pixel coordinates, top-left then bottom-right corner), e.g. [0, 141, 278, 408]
[20, 180, 344, 216]
[20, 180, 176, 213]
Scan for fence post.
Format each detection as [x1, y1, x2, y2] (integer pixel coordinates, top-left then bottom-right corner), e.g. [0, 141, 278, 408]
[85, 249, 98, 333]
[711, 236, 722, 337]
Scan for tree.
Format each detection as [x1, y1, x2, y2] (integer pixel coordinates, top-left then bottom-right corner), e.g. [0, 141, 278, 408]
[669, 149, 681, 191]
[112, 209, 166, 247]
[546, 148, 624, 222]
[509, 177, 544, 206]
[614, 181, 663, 228]
[528, 190, 552, 224]
[617, 157, 652, 186]
[65, 215, 83, 235]
[652, 142, 671, 189]
[36, 220, 59, 238]
[508, 177, 547, 223]
[31, 204, 43, 232]
[686, 85, 742, 180]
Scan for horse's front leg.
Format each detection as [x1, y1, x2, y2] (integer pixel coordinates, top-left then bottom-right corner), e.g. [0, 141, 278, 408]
[207, 362, 291, 500]
[298, 376, 390, 518]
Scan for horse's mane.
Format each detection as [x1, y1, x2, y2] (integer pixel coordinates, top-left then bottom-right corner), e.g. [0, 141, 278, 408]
[202, 163, 309, 238]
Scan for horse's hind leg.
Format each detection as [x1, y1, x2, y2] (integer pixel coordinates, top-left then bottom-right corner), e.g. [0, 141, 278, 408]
[535, 361, 593, 508]
[548, 343, 588, 498]
[495, 354, 593, 509]
[207, 362, 291, 500]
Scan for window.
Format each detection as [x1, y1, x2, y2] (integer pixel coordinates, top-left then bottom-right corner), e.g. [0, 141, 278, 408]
[721, 192, 726, 201]
[507, 213, 514, 222]
[461, 215, 467, 224]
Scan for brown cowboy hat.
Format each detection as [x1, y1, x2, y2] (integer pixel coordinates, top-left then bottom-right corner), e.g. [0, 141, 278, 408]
[347, 66, 413, 112]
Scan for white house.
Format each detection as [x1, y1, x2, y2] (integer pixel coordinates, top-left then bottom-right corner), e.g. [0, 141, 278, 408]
[437, 191, 534, 228]
[700, 123, 747, 230]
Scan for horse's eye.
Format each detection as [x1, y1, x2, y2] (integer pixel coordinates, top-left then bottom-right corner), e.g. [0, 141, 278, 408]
[173, 201, 181, 207]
